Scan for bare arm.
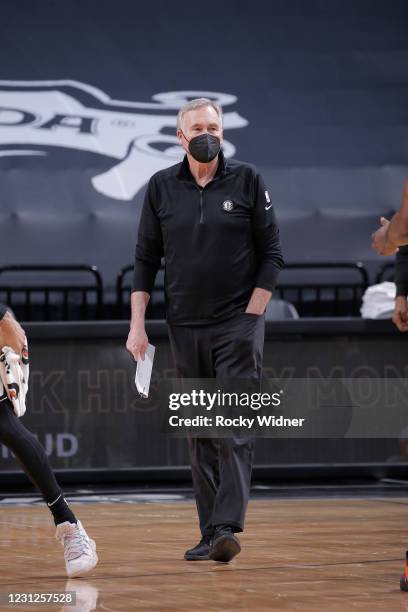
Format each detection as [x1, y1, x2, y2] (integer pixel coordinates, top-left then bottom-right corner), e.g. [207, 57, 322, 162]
[0, 311, 26, 354]
[246, 287, 272, 315]
[130, 291, 150, 328]
[392, 295, 408, 332]
[387, 180, 408, 246]
[126, 291, 150, 360]
[372, 181, 408, 255]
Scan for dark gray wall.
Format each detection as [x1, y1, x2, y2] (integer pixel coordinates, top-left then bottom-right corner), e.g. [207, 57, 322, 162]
[1, 0, 408, 291]
[1, 322, 406, 471]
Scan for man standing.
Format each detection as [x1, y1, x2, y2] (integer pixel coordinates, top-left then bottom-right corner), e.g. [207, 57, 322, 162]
[127, 98, 283, 563]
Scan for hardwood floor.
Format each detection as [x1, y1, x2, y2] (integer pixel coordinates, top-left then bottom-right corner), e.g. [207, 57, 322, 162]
[0, 497, 407, 611]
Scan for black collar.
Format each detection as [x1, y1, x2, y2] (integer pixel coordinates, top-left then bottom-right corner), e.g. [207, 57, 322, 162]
[176, 150, 228, 183]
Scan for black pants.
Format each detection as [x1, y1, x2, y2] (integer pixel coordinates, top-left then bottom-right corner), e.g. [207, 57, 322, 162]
[168, 312, 265, 535]
[0, 398, 61, 504]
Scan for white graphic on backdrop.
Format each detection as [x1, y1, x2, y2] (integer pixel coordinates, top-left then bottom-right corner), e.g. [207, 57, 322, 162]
[0, 80, 248, 201]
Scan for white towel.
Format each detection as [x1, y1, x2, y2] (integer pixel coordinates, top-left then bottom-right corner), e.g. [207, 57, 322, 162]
[360, 282, 396, 319]
[0, 342, 29, 417]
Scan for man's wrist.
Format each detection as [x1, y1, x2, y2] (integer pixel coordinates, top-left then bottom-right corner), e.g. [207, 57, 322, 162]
[245, 306, 265, 315]
[386, 216, 404, 247]
[130, 319, 145, 330]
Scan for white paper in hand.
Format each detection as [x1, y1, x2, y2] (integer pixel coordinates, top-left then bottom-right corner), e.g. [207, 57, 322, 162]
[135, 343, 155, 398]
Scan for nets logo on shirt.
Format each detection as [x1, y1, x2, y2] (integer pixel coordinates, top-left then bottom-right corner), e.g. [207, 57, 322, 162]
[222, 200, 234, 212]
[0, 80, 248, 201]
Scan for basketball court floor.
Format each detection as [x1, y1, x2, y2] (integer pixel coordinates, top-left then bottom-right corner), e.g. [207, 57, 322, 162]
[0, 484, 407, 611]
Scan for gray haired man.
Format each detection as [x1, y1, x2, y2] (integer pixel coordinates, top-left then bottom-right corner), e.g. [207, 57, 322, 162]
[127, 98, 283, 562]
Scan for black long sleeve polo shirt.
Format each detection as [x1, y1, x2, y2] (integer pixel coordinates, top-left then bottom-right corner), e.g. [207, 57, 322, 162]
[132, 151, 284, 325]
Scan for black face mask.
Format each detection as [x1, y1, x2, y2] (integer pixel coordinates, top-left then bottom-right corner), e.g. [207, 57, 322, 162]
[182, 132, 221, 163]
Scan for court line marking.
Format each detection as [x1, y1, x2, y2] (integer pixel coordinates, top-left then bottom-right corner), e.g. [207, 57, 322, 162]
[0, 556, 403, 588]
[366, 497, 408, 507]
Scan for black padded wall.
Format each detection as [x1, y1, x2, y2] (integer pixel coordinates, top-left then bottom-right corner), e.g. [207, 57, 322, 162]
[0, 0, 407, 290]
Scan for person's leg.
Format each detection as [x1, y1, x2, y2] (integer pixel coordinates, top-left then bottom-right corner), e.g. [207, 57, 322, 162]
[167, 324, 219, 556]
[0, 399, 76, 525]
[187, 436, 219, 537]
[211, 437, 255, 532]
[0, 398, 98, 577]
[209, 313, 265, 560]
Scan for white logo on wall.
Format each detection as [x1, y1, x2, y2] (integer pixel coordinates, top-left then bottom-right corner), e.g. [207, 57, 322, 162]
[0, 80, 248, 201]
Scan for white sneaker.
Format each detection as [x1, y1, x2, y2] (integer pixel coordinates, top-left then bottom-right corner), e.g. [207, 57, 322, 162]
[56, 520, 98, 578]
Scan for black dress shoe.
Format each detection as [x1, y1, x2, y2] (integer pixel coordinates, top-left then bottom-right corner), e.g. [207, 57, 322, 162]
[184, 535, 212, 561]
[209, 526, 241, 563]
